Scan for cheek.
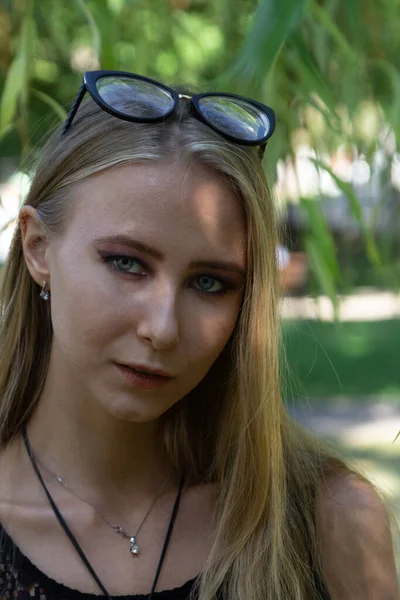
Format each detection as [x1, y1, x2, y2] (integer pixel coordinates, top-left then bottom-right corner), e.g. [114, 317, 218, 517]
[184, 299, 240, 366]
[50, 289, 110, 358]
[48, 252, 127, 353]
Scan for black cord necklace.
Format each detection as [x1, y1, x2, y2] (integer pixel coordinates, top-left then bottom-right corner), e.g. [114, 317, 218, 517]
[22, 425, 184, 600]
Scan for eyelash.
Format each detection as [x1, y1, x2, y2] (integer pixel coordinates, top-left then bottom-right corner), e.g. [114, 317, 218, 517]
[100, 254, 238, 297]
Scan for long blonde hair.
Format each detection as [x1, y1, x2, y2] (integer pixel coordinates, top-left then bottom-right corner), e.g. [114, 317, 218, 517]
[0, 97, 395, 599]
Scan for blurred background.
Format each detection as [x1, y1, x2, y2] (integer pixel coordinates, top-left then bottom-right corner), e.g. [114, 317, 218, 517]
[0, 0, 399, 566]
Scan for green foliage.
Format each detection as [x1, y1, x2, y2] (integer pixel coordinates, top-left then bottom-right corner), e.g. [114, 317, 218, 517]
[221, 0, 307, 93]
[311, 158, 382, 268]
[300, 196, 342, 315]
[0, 0, 36, 145]
[282, 318, 400, 398]
[1, 0, 400, 296]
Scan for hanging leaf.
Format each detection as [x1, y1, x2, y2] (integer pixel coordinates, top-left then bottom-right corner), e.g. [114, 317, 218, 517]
[0, 56, 24, 130]
[287, 35, 340, 125]
[76, 0, 101, 63]
[300, 195, 341, 315]
[310, 2, 360, 65]
[0, 6, 36, 144]
[310, 158, 381, 267]
[222, 0, 307, 93]
[304, 235, 339, 318]
[301, 196, 341, 281]
[369, 58, 400, 139]
[19, 14, 37, 104]
[31, 89, 67, 121]
[89, 1, 119, 69]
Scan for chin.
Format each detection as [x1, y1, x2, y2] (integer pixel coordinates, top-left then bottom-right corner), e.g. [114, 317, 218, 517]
[101, 395, 176, 424]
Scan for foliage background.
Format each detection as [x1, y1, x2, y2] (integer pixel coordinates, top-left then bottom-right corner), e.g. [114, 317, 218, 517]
[1, 0, 400, 304]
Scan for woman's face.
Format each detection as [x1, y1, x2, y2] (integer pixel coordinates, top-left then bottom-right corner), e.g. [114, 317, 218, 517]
[35, 161, 247, 422]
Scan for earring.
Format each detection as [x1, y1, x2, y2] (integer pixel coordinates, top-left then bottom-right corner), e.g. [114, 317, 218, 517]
[39, 281, 50, 301]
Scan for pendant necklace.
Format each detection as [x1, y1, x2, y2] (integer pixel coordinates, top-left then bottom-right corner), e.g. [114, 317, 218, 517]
[33, 453, 170, 557]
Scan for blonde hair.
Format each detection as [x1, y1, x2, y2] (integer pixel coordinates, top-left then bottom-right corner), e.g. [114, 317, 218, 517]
[0, 98, 396, 599]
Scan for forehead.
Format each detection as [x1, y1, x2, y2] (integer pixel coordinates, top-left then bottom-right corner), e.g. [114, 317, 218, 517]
[67, 161, 247, 259]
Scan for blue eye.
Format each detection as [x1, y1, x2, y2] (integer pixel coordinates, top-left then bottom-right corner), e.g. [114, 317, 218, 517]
[102, 255, 147, 275]
[194, 275, 224, 294]
[101, 253, 236, 296]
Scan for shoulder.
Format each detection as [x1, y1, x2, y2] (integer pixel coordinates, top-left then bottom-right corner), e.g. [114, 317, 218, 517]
[315, 474, 400, 599]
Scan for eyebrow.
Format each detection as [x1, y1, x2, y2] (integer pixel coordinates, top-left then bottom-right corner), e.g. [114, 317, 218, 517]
[93, 235, 247, 278]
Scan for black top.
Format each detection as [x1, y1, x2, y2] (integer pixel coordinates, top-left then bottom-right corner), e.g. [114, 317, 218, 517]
[0, 523, 196, 599]
[0, 523, 332, 599]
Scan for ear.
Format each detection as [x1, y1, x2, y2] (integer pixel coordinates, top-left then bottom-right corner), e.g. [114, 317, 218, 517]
[19, 206, 51, 288]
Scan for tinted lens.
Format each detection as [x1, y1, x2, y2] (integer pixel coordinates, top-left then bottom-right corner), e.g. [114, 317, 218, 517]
[96, 76, 175, 119]
[198, 96, 270, 142]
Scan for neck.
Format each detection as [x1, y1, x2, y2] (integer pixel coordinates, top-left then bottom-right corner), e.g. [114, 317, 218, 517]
[25, 355, 178, 508]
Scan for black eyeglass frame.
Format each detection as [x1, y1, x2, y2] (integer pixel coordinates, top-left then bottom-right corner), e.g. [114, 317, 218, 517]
[62, 70, 276, 150]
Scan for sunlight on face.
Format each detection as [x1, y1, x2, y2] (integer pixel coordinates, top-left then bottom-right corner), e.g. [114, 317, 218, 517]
[46, 161, 247, 422]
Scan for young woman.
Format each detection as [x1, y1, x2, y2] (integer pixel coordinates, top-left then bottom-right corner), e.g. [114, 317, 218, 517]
[0, 71, 398, 600]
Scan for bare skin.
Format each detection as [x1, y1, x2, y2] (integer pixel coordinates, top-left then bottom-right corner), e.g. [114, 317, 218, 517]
[0, 161, 246, 594]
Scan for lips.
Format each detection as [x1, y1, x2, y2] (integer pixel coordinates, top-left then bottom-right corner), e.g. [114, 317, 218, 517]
[117, 363, 174, 378]
[115, 362, 174, 390]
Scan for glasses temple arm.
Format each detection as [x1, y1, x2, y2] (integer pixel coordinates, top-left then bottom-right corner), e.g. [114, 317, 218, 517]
[61, 83, 87, 136]
[258, 142, 267, 160]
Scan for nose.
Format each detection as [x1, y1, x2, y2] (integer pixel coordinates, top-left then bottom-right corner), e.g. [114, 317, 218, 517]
[136, 284, 180, 351]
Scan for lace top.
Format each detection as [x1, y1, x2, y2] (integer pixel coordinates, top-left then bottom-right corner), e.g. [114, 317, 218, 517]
[0, 524, 332, 599]
[0, 524, 196, 599]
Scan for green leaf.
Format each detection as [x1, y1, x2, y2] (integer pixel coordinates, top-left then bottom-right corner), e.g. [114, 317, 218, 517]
[31, 89, 67, 121]
[305, 236, 339, 317]
[223, 0, 307, 92]
[287, 35, 340, 124]
[76, 0, 101, 63]
[369, 58, 400, 139]
[311, 158, 381, 267]
[301, 196, 341, 282]
[310, 2, 360, 64]
[0, 56, 24, 129]
[89, 1, 118, 69]
[0, 6, 36, 133]
[300, 194, 342, 316]
[19, 14, 37, 107]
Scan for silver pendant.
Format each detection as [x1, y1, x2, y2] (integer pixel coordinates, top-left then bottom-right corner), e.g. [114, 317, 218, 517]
[130, 536, 140, 556]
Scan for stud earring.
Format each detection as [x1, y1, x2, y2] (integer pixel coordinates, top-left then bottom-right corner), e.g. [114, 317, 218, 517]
[39, 281, 50, 301]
